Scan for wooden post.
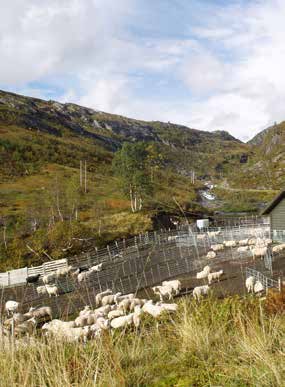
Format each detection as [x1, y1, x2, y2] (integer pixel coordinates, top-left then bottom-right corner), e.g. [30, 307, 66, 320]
[278, 277, 282, 293]
[84, 160, 87, 193]
[107, 245, 112, 261]
[80, 161, 83, 188]
[3, 226, 7, 250]
[120, 278, 125, 294]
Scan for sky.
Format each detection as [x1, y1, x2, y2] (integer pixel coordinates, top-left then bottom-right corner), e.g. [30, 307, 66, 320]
[0, 0, 285, 141]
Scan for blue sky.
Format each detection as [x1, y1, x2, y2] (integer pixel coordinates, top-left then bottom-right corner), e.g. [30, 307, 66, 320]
[1, 0, 285, 140]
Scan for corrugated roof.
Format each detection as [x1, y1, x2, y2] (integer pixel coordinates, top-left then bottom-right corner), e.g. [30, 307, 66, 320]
[261, 190, 285, 215]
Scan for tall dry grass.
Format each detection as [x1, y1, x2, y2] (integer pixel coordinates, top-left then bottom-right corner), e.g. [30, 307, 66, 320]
[0, 295, 284, 386]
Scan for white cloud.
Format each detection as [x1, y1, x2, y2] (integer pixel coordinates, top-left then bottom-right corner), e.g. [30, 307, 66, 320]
[1, 0, 285, 141]
[175, 0, 285, 140]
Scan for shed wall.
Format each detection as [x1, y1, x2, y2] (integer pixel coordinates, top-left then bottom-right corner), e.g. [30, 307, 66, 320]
[270, 198, 285, 232]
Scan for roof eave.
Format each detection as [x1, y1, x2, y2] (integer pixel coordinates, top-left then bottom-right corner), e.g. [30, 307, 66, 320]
[261, 190, 285, 215]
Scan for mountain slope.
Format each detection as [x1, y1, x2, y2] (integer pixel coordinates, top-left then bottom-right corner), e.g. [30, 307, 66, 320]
[0, 89, 249, 180]
[0, 89, 279, 269]
[230, 121, 285, 190]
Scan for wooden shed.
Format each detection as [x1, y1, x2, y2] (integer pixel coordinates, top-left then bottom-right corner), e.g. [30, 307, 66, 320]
[262, 190, 285, 241]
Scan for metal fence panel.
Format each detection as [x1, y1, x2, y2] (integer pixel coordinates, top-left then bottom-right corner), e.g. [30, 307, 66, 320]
[9, 267, 28, 285]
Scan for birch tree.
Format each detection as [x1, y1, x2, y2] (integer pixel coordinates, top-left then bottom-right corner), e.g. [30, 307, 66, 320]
[112, 142, 153, 212]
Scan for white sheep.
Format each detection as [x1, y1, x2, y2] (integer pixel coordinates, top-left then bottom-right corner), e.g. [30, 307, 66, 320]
[77, 264, 104, 283]
[110, 307, 141, 329]
[248, 238, 256, 245]
[75, 312, 100, 327]
[129, 298, 147, 311]
[237, 246, 249, 253]
[101, 292, 122, 306]
[197, 234, 206, 240]
[196, 265, 211, 279]
[142, 301, 166, 318]
[36, 285, 48, 295]
[251, 246, 267, 260]
[79, 305, 91, 317]
[208, 270, 224, 285]
[167, 235, 178, 241]
[90, 317, 110, 335]
[156, 302, 178, 312]
[245, 276, 255, 293]
[45, 284, 59, 297]
[5, 300, 19, 316]
[56, 265, 73, 278]
[255, 238, 267, 247]
[118, 299, 132, 313]
[272, 244, 285, 254]
[196, 270, 209, 280]
[42, 272, 56, 284]
[57, 326, 91, 343]
[239, 239, 249, 246]
[108, 309, 125, 320]
[224, 240, 236, 247]
[43, 320, 91, 342]
[152, 285, 175, 301]
[77, 271, 91, 283]
[193, 285, 210, 301]
[116, 293, 135, 304]
[161, 280, 181, 295]
[14, 317, 37, 336]
[94, 304, 114, 317]
[74, 314, 88, 327]
[90, 263, 103, 272]
[3, 313, 30, 330]
[26, 306, 52, 321]
[95, 289, 113, 307]
[208, 231, 221, 238]
[206, 251, 216, 259]
[211, 244, 224, 252]
[254, 280, 264, 294]
[42, 319, 76, 332]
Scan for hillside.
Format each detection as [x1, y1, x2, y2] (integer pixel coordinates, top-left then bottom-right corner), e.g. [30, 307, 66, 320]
[0, 89, 278, 269]
[0, 89, 250, 220]
[0, 89, 247, 179]
[228, 121, 285, 191]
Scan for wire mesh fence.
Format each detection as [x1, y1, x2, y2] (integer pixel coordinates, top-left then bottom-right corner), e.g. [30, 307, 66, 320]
[0, 223, 271, 288]
[245, 267, 280, 291]
[0, 221, 278, 319]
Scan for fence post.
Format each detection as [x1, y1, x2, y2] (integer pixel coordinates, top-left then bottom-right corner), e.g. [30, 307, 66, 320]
[107, 245, 112, 261]
[95, 247, 99, 263]
[278, 277, 282, 293]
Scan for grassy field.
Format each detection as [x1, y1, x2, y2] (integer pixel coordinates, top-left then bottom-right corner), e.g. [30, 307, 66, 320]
[1, 294, 284, 386]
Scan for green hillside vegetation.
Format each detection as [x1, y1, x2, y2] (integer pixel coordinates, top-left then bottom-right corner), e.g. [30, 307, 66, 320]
[1, 295, 284, 386]
[212, 187, 278, 213]
[230, 121, 285, 190]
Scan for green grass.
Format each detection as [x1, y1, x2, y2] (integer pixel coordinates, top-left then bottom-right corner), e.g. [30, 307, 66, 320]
[213, 187, 278, 213]
[0, 296, 284, 386]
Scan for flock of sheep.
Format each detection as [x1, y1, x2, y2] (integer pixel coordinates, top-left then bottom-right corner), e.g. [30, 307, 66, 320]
[193, 233, 281, 300]
[201, 234, 273, 261]
[26, 263, 104, 298]
[2, 280, 181, 343]
[2, 228, 283, 344]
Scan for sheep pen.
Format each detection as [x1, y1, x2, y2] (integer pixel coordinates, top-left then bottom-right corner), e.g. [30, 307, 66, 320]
[0, 225, 285, 385]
